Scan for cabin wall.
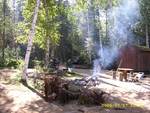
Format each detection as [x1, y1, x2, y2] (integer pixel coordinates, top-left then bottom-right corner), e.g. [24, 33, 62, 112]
[120, 46, 150, 72]
[120, 46, 137, 70]
[138, 51, 150, 72]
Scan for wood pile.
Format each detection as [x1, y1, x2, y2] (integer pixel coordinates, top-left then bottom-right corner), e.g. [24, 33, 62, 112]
[44, 75, 108, 105]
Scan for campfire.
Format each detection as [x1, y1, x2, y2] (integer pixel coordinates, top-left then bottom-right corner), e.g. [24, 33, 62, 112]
[72, 75, 102, 87]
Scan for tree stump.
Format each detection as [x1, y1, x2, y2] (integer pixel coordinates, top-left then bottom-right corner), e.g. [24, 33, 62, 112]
[44, 75, 63, 101]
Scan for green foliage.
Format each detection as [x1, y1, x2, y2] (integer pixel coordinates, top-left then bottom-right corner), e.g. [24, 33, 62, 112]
[9, 72, 22, 85]
[1, 0, 147, 69]
[0, 0, 17, 65]
[78, 50, 91, 65]
[17, 0, 61, 49]
[75, 0, 119, 11]
[32, 60, 44, 72]
[133, 22, 145, 37]
[133, 0, 150, 45]
[6, 59, 19, 68]
[140, 0, 150, 24]
[0, 48, 23, 68]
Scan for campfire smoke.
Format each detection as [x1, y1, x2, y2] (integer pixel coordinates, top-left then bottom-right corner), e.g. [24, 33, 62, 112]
[72, 0, 140, 75]
[93, 0, 140, 75]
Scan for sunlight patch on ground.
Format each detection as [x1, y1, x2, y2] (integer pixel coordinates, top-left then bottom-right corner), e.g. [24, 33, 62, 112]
[2, 84, 41, 112]
[89, 73, 150, 110]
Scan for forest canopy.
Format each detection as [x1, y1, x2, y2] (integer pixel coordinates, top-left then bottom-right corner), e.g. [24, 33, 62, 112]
[0, 0, 150, 74]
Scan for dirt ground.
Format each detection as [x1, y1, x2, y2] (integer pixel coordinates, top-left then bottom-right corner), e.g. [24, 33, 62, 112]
[0, 69, 150, 113]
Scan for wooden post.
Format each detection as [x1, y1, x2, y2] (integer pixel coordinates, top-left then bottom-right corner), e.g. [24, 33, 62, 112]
[119, 72, 123, 81]
[112, 70, 116, 79]
[123, 71, 128, 81]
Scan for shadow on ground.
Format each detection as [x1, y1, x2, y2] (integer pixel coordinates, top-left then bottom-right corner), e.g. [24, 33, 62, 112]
[0, 88, 14, 113]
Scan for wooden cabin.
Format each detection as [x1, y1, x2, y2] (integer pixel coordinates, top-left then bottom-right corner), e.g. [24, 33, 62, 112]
[119, 45, 150, 72]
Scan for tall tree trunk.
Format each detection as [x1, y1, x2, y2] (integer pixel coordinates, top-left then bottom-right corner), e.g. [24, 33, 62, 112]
[44, 0, 50, 68]
[106, 9, 108, 40]
[45, 39, 50, 68]
[50, 45, 55, 58]
[108, 0, 112, 9]
[106, 0, 112, 43]
[146, 24, 149, 48]
[13, 0, 18, 59]
[22, 0, 40, 83]
[2, 0, 6, 64]
[87, 8, 92, 64]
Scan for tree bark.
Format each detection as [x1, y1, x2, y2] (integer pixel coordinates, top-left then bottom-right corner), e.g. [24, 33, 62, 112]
[145, 24, 149, 48]
[108, 0, 112, 9]
[106, 0, 112, 42]
[106, 9, 108, 40]
[45, 39, 50, 68]
[44, 0, 50, 68]
[22, 0, 41, 82]
[13, 0, 18, 59]
[2, 0, 6, 64]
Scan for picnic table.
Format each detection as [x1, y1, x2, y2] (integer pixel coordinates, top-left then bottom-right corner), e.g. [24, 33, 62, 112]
[117, 68, 134, 81]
